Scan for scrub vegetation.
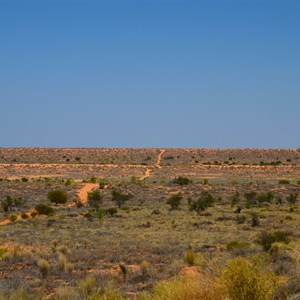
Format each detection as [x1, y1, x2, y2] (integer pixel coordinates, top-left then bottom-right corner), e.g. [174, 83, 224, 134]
[0, 148, 300, 299]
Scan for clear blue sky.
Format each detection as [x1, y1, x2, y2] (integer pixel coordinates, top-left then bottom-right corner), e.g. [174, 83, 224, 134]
[0, 0, 299, 148]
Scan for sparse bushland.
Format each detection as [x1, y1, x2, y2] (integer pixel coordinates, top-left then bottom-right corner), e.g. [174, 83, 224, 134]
[2, 148, 300, 299]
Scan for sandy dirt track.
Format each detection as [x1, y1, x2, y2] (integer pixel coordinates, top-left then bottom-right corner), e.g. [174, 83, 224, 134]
[140, 149, 165, 180]
[76, 183, 99, 206]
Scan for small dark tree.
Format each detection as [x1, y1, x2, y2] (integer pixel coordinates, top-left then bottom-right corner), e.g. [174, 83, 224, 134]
[230, 192, 240, 207]
[244, 191, 258, 206]
[251, 212, 260, 227]
[13, 196, 24, 208]
[287, 193, 298, 205]
[166, 193, 182, 210]
[112, 190, 132, 208]
[1, 196, 13, 212]
[87, 189, 103, 209]
[88, 176, 97, 183]
[47, 190, 68, 205]
[65, 178, 72, 186]
[1, 196, 23, 212]
[188, 191, 215, 214]
[257, 192, 275, 204]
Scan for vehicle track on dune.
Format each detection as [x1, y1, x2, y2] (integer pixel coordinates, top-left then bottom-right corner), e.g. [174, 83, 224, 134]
[156, 149, 165, 169]
[140, 149, 165, 180]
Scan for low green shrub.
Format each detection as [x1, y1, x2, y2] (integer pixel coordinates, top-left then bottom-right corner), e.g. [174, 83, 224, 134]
[251, 212, 260, 227]
[185, 249, 196, 266]
[35, 204, 54, 215]
[164, 155, 174, 160]
[286, 193, 298, 205]
[65, 178, 72, 186]
[9, 214, 17, 222]
[278, 179, 290, 185]
[21, 213, 29, 219]
[106, 207, 118, 216]
[0, 248, 8, 258]
[230, 193, 240, 207]
[172, 177, 192, 185]
[236, 215, 247, 224]
[97, 208, 105, 220]
[226, 241, 250, 251]
[257, 230, 290, 252]
[30, 211, 37, 218]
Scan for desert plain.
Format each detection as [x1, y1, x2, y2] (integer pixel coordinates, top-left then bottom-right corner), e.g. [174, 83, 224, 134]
[1, 148, 300, 299]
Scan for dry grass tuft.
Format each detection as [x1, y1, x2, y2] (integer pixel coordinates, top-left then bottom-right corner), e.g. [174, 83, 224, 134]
[141, 270, 223, 300]
[221, 256, 277, 300]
